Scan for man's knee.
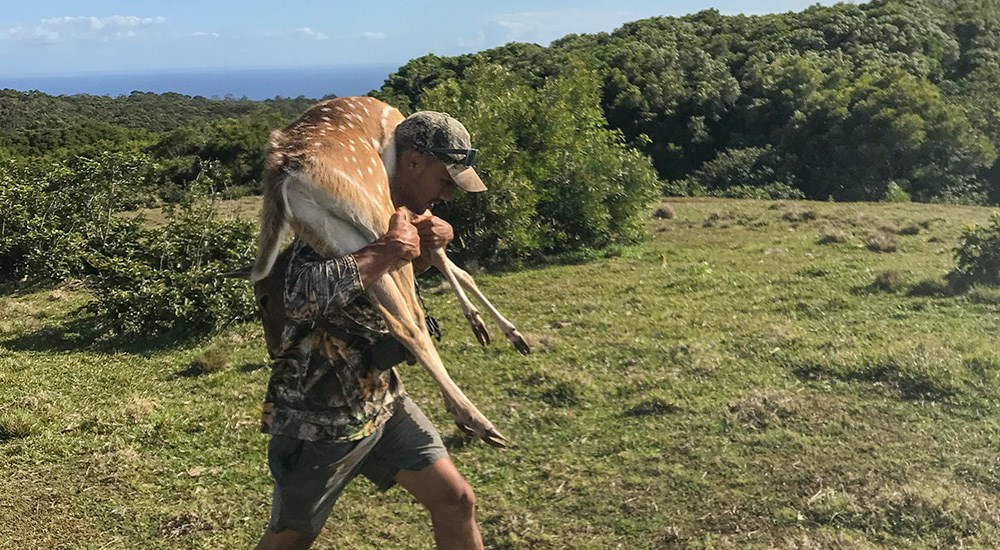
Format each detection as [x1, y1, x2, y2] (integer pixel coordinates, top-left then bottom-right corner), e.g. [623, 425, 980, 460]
[429, 479, 477, 518]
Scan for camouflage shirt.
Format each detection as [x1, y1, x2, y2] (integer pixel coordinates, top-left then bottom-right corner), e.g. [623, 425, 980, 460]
[261, 239, 405, 442]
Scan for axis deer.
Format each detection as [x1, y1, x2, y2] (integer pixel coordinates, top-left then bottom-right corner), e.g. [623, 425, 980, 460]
[250, 96, 528, 447]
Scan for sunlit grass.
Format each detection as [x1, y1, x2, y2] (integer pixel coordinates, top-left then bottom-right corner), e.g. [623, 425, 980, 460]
[2, 197, 999, 548]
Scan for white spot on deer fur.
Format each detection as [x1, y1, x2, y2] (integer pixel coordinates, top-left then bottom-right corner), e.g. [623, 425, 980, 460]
[313, 141, 322, 147]
[349, 144, 356, 152]
[367, 166, 374, 175]
[321, 107, 330, 112]
[322, 116, 330, 121]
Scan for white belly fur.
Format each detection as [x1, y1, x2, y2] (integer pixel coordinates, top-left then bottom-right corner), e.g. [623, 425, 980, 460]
[282, 171, 378, 257]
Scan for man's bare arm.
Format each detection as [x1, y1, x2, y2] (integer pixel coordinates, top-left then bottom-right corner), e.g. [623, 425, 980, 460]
[353, 209, 422, 288]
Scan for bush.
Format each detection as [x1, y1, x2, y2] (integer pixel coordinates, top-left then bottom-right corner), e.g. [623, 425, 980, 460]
[687, 146, 803, 200]
[85, 187, 257, 338]
[0, 153, 154, 283]
[418, 62, 660, 267]
[949, 215, 1000, 290]
[884, 182, 912, 203]
[707, 182, 805, 200]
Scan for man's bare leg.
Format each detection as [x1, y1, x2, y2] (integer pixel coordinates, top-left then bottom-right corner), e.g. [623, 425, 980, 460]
[394, 456, 484, 550]
[256, 528, 315, 550]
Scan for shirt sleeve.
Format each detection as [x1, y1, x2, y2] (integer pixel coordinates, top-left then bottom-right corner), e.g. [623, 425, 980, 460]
[284, 249, 366, 323]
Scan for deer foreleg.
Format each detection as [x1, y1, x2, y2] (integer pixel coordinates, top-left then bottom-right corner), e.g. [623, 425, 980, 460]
[426, 248, 491, 346]
[368, 271, 507, 447]
[440, 256, 531, 356]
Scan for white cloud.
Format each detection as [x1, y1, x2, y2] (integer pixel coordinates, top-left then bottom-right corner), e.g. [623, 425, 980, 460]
[361, 31, 386, 40]
[191, 31, 220, 39]
[294, 27, 328, 40]
[478, 9, 634, 46]
[0, 15, 166, 43]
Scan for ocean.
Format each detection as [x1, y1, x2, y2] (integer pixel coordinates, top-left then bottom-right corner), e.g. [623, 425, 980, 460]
[0, 65, 402, 100]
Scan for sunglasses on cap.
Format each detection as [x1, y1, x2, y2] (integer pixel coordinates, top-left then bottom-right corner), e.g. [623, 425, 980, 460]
[428, 147, 478, 167]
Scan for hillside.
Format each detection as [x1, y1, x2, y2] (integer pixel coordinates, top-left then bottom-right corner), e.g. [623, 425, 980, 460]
[2, 198, 999, 548]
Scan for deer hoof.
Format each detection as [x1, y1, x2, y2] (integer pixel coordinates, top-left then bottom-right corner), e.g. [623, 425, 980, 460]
[508, 330, 531, 355]
[466, 311, 491, 346]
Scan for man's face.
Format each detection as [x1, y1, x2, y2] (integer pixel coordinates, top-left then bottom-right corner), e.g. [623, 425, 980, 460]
[394, 151, 457, 212]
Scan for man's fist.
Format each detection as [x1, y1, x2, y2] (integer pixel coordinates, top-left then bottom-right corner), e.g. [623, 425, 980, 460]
[386, 209, 421, 261]
[412, 214, 454, 250]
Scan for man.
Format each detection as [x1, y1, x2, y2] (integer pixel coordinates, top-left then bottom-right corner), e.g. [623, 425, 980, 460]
[254, 111, 489, 550]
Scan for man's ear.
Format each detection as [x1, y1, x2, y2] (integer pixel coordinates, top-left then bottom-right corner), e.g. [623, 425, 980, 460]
[401, 148, 424, 170]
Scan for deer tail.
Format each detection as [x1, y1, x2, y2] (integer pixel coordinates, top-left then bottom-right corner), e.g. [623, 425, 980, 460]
[251, 133, 292, 281]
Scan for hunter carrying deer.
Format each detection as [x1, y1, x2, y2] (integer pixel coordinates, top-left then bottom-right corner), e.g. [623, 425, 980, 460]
[249, 95, 528, 550]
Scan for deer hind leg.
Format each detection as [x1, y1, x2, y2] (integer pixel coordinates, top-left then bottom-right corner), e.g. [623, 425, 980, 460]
[368, 269, 507, 447]
[440, 254, 531, 356]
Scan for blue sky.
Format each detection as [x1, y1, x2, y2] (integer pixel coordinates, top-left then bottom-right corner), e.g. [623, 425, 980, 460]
[1, 1, 853, 76]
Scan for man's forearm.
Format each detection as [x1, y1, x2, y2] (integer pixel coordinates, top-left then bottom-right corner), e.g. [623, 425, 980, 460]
[352, 237, 412, 289]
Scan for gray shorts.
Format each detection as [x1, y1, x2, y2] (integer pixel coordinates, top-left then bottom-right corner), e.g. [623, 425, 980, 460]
[266, 396, 448, 536]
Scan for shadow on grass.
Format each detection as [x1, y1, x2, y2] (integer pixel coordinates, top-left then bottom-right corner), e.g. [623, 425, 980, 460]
[1, 313, 206, 355]
[792, 362, 957, 402]
[238, 362, 269, 373]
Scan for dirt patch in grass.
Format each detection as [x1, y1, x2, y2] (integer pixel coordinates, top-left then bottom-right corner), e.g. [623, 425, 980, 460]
[725, 389, 802, 432]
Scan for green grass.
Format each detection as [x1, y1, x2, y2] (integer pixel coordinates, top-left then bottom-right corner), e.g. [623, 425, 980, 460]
[2, 197, 1000, 549]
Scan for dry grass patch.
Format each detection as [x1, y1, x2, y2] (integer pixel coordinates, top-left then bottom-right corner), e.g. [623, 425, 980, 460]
[866, 233, 898, 253]
[124, 395, 160, 424]
[0, 411, 35, 441]
[871, 270, 906, 293]
[654, 203, 676, 219]
[181, 346, 232, 376]
[781, 207, 818, 223]
[817, 227, 850, 244]
[725, 389, 802, 431]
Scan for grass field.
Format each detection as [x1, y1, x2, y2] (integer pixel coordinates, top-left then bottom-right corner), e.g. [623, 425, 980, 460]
[2, 197, 1000, 549]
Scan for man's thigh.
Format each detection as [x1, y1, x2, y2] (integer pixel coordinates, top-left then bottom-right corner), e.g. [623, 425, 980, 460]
[267, 433, 380, 537]
[359, 396, 449, 491]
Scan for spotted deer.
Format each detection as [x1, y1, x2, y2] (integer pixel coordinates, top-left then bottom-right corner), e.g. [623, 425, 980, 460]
[249, 96, 528, 447]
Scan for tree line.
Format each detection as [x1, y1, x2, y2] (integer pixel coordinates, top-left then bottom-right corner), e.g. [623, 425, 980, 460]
[378, 0, 1000, 205]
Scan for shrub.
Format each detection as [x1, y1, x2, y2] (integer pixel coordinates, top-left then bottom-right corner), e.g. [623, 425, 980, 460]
[418, 62, 660, 267]
[687, 146, 802, 199]
[707, 182, 805, 200]
[85, 187, 257, 338]
[0, 153, 154, 283]
[949, 216, 1000, 290]
[884, 182, 911, 203]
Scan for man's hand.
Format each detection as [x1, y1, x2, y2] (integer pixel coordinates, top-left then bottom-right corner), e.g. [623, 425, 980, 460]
[386, 209, 421, 261]
[412, 214, 454, 251]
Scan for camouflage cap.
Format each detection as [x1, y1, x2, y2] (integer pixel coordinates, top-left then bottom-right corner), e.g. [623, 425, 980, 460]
[394, 111, 487, 192]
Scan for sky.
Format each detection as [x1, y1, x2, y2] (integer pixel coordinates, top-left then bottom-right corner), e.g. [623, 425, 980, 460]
[0, 1, 854, 77]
